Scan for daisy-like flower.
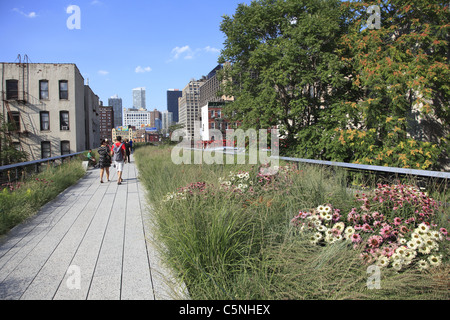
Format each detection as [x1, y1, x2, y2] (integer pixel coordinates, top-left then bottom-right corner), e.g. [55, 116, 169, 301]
[417, 223, 429, 234]
[317, 205, 325, 213]
[392, 260, 403, 271]
[314, 232, 323, 241]
[428, 254, 442, 267]
[395, 246, 408, 258]
[333, 222, 345, 232]
[407, 240, 417, 250]
[317, 225, 327, 232]
[393, 217, 402, 226]
[417, 259, 429, 270]
[323, 205, 331, 213]
[344, 226, 355, 235]
[324, 213, 333, 221]
[377, 256, 390, 268]
[418, 245, 431, 254]
[398, 238, 407, 245]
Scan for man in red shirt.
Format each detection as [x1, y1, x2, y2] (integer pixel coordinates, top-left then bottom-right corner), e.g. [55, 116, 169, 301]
[111, 136, 127, 185]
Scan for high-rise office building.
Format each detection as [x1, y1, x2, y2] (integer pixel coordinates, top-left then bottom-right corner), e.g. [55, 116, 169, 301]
[178, 78, 206, 140]
[167, 89, 182, 123]
[133, 87, 146, 109]
[108, 94, 123, 127]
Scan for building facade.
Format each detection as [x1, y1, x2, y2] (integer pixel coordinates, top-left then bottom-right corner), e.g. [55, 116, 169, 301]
[99, 105, 114, 142]
[132, 87, 146, 109]
[167, 89, 182, 123]
[0, 62, 100, 160]
[123, 108, 151, 128]
[199, 64, 234, 141]
[108, 94, 123, 128]
[178, 78, 206, 141]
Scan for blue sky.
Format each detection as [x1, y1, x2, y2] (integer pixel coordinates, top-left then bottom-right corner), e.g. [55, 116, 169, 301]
[0, 0, 251, 112]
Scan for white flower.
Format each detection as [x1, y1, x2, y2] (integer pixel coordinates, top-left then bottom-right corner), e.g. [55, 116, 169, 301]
[392, 260, 403, 271]
[317, 205, 325, 213]
[377, 256, 390, 268]
[417, 259, 429, 270]
[428, 255, 442, 267]
[324, 214, 332, 221]
[314, 232, 323, 241]
[344, 226, 355, 235]
[418, 245, 431, 255]
[317, 225, 327, 232]
[323, 205, 331, 213]
[407, 240, 417, 250]
[398, 238, 407, 245]
[333, 222, 345, 232]
[416, 223, 429, 234]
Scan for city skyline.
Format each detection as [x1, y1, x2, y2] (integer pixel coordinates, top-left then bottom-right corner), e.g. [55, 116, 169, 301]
[0, 0, 252, 113]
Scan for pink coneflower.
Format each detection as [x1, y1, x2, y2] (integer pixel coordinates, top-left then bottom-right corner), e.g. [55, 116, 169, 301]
[362, 223, 372, 232]
[368, 235, 383, 248]
[351, 233, 362, 243]
[399, 225, 409, 234]
[393, 217, 402, 226]
[440, 228, 448, 236]
[380, 225, 392, 238]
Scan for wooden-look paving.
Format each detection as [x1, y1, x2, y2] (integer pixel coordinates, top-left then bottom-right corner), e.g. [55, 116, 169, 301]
[0, 155, 187, 300]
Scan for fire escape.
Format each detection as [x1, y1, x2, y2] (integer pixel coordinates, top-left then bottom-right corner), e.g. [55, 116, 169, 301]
[2, 54, 33, 159]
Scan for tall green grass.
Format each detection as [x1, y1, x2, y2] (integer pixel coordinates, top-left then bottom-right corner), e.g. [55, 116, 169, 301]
[0, 159, 86, 236]
[135, 145, 449, 300]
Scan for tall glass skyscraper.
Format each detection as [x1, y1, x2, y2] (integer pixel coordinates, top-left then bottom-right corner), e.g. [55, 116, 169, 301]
[108, 94, 123, 127]
[133, 87, 146, 109]
[167, 89, 182, 123]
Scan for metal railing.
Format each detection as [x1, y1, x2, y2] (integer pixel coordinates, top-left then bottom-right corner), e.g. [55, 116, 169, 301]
[0, 152, 84, 185]
[273, 156, 450, 180]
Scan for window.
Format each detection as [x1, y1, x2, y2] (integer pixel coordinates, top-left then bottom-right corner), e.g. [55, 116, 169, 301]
[39, 80, 49, 100]
[61, 141, 70, 155]
[41, 141, 51, 159]
[40, 111, 50, 131]
[59, 80, 68, 99]
[6, 80, 18, 100]
[60, 111, 69, 130]
[8, 111, 21, 131]
[210, 110, 215, 118]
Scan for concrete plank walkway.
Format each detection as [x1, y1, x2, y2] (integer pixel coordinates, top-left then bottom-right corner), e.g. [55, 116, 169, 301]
[0, 154, 187, 300]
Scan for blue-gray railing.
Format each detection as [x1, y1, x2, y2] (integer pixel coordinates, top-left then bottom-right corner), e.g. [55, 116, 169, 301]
[273, 156, 450, 180]
[0, 152, 85, 183]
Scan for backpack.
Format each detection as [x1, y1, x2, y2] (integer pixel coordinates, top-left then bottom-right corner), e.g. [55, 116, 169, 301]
[112, 143, 124, 161]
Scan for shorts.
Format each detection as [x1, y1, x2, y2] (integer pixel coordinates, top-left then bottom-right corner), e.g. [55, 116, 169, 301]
[114, 161, 124, 172]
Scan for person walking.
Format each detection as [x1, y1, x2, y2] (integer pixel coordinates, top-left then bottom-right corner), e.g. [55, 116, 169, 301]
[111, 136, 126, 185]
[98, 139, 111, 183]
[125, 138, 131, 163]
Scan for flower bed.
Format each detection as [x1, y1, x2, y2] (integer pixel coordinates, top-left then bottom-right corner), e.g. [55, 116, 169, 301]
[291, 183, 449, 272]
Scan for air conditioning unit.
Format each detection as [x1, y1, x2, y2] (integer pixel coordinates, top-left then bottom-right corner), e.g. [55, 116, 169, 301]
[61, 126, 69, 130]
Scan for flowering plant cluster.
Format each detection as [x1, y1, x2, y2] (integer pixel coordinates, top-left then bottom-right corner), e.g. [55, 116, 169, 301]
[163, 182, 211, 202]
[219, 171, 253, 193]
[291, 184, 449, 272]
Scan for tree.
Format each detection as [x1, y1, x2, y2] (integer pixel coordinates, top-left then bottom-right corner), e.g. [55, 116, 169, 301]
[218, 0, 350, 151]
[328, 0, 450, 169]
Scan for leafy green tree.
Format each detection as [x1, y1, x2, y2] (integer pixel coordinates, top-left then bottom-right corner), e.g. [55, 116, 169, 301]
[328, 0, 450, 169]
[218, 0, 350, 151]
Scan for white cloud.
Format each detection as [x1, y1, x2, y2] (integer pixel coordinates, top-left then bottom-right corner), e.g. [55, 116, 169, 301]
[98, 70, 109, 75]
[135, 66, 152, 73]
[171, 45, 193, 60]
[13, 8, 37, 18]
[204, 46, 220, 53]
[169, 45, 220, 62]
